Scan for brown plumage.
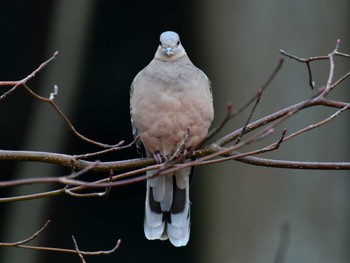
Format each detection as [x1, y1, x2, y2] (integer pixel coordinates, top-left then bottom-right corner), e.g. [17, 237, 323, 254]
[130, 31, 214, 246]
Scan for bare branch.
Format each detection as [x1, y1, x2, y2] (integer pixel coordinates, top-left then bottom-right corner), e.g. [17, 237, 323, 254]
[0, 40, 349, 204]
[0, 220, 51, 247]
[235, 156, 350, 170]
[207, 57, 284, 140]
[235, 88, 263, 144]
[280, 39, 347, 90]
[72, 236, 86, 263]
[0, 52, 127, 149]
[1, 100, 350, 196]
[21, 83, 125, 148]
[0, 161, 100, 187]
[0, 219, 121, 257]
[0, 51, 58, 88]
[14, 240, 121, 256]
[0, 52, 58, 101]
[279, 49, 328, 89]
[322, 39, 340, 96]
[283, 104, 350, 142]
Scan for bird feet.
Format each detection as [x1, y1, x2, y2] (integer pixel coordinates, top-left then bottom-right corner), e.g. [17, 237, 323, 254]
[153, 152, 163, 164]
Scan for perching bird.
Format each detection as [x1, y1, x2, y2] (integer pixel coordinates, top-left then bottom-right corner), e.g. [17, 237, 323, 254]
[130, 31, 214, 247]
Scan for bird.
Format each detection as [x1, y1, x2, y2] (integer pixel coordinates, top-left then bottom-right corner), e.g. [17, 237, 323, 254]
[130, 31, 214, 247]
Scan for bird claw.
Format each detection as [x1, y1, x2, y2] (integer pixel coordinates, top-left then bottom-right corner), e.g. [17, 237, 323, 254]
[153, 152, 163, 164]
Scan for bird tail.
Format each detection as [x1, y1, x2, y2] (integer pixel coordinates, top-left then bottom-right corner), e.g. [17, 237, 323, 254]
[144, 167, 192, 247]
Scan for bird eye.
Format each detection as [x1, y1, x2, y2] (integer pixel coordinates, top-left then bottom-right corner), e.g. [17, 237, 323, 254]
[177, 41, 180, 46]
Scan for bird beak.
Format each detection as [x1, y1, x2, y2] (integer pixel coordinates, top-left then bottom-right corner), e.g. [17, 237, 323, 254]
[165, 47, 173, 57]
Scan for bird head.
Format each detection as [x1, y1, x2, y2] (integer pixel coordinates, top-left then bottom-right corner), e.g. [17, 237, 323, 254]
[156, 31, 186, 60]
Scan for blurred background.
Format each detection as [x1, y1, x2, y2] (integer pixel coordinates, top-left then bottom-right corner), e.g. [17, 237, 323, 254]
[0, 1, 349, 262]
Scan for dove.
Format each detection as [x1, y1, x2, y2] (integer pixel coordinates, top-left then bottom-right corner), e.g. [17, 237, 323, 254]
[130, 31, 214, 246]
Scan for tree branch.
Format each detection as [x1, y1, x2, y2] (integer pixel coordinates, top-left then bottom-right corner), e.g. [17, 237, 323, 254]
[0, 38, 349, 261]
[0, 220, 121, 257]
[0, 40, 349, 201]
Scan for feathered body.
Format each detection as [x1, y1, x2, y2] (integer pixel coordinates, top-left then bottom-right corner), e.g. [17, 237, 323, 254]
[130, 31, 214, 246]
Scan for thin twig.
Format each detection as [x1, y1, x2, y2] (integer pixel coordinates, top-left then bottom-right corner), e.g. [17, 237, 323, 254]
[234, 57, 285, 117]
[0, 85, 20, 100]
[73, 140, 131, 159]
[322, 39, 339, 95]
[0, 41, 350, 202]
[22, 84, 124, 148]
[0, 52, 59, 87]
[0, 220, 51, 246]
[0, 161, 100, 188]
[64, 170, 112, 197]
[235, 88, 263, 144]
[0, 52, 59, 100]
[14, 239, 121, 256]
[72, 236, 86, 263]
[207, 57, 284, 141]
[279, 49, 329, 89]
[235, 155, 350, 169]
[192, 129, 287, 167]
[329, 71, 350, 93]
[283, 104, 350, 142]
[0, 52, 126, 148]
[280, 39, 343, 90]
[1, 98, 350, 192]
[1, 90, 349, 193]
[0, 219, 121, 256]
[168, 126, 191, 162]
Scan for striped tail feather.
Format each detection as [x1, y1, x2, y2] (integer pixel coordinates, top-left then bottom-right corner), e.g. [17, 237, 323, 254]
[144, 167, 192, 247]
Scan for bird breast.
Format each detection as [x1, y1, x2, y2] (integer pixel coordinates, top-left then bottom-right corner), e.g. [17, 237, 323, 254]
[131, 59, 214, 156]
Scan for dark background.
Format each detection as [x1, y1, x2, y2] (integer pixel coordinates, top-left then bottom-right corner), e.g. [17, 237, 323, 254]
[0, 1, 204, 263]
[0, 1, 350, 263]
